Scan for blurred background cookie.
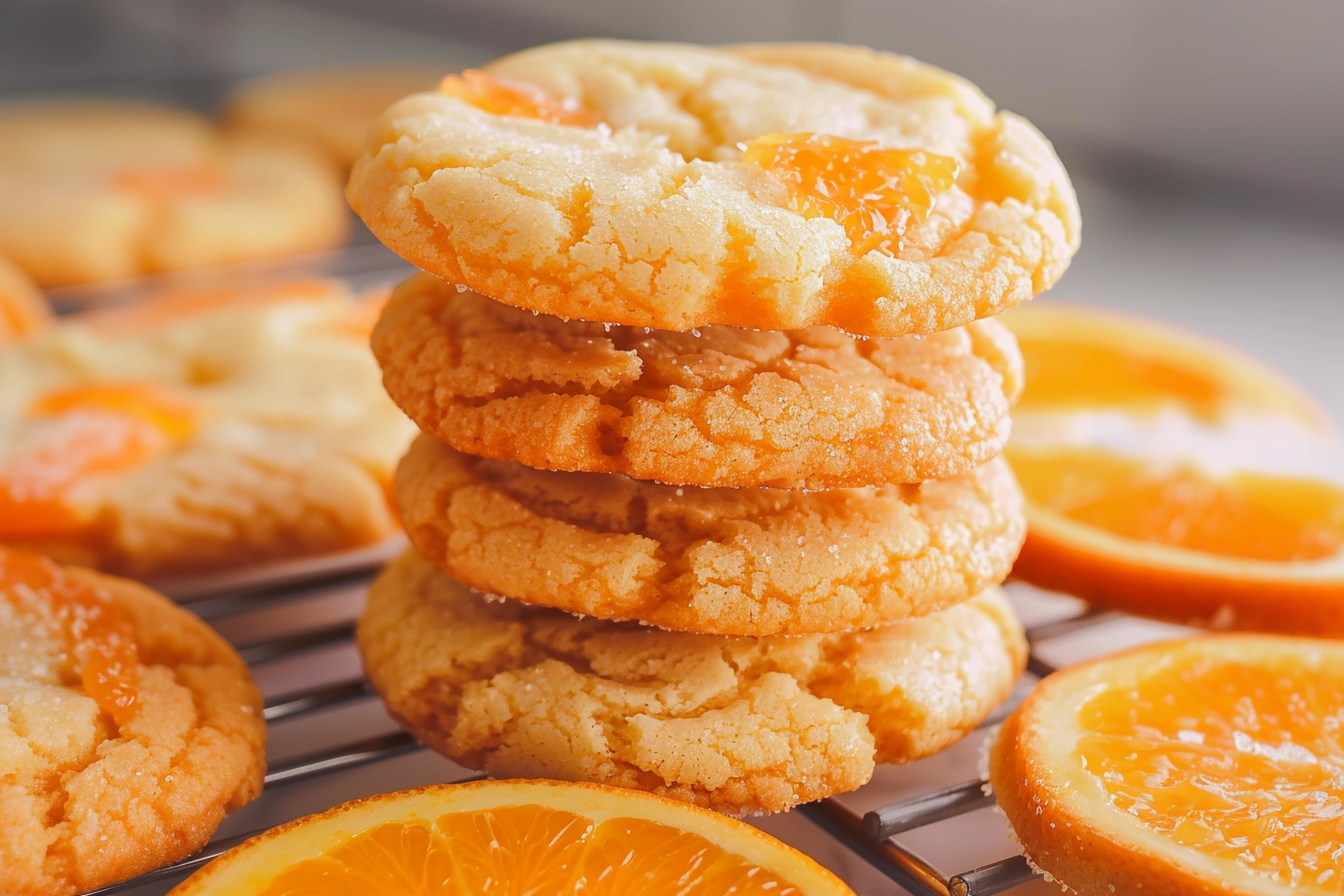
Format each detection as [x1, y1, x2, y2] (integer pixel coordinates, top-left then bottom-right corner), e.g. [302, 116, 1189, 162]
[223, 64, 446, 171]
[0, 547, 265, 896]
[0, 253, 49, 341]
[0, 278, 415, 577]
[0, 99, 348, 288]
[357, 549, 1026, 815]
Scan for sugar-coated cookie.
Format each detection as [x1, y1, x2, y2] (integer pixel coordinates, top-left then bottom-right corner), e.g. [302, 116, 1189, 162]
[224, 64, 447, 170]
[395, 434, 1025, 636]
[0, 548, 265, 896]
[375, 273, 1024, 488]
[0, 100, 348, 287]
[349, 40, 1079, 334]
[358, 549, 1027, 815]
[0, 279, 416, 577]
[0, 253, 49, 341]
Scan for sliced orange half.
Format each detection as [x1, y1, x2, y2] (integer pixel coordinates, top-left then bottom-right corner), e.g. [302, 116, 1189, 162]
[1002, 302, 1344, 635]
[990, 634, 1344, 896]
[168, 779, 855, 896]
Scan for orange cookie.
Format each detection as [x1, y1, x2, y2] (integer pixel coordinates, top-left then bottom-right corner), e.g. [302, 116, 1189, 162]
[375, 273, 1024, 489]
[0, 253, 49, 341]
[0, 279, 415, 577]
[0, 548, 265, 896]
[349, 40, 1079, 334]
[0, 99, 348, 287]
[395, 434, 1025, 636]
[224, 64, 447, 170]
[358, 549, 1027, 815]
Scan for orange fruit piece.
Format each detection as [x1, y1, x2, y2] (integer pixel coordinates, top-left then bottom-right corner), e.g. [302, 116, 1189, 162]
[439, 69, 600, 127]
[741, 133, 959, 257]
[168, 778, 855, 896]
[990, 634, 1344, 896]
[0, 383, 197, 537]
[1002, 302, 1344, 635]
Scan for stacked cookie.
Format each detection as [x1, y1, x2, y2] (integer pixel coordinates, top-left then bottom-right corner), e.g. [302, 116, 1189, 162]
[352, 40, 1080, 814]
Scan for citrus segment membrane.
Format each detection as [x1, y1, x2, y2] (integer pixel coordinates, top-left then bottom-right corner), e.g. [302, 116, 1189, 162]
[0, 547, 139, 727]
[741, 132, 959, 257]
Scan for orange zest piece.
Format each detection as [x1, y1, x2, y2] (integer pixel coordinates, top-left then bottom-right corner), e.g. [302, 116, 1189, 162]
[741, 132, 959, 256]
[1012, 448, 1344, 563]
[0, 547, 140, 726]
[168, 779, 854, 896]
[990, 634, 1344, 896]
[0, 383, 197, 537]
[440, 69, 600, 127]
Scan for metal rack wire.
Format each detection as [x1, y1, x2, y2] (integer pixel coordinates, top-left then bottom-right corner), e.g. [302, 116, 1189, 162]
[78, 559, 1145, 896]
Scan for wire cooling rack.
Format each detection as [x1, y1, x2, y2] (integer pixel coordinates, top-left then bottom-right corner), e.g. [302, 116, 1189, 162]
[80, 554, 1194, 896]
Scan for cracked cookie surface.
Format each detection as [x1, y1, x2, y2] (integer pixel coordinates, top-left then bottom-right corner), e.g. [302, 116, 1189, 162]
[358, 549, 1026, 815]
[375, 273, 1024, 488]
[396, 434, 1025, 635]
[0, 549, 265, 896]
[348, 40, 1079, 335]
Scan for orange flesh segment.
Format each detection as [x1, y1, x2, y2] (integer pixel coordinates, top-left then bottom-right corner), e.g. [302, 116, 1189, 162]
[0, 548, 139, 726]
[1015, 335, 1230, 419]
[741, 133, 959, 257]
[1011, 447, 1344, 562]
[0, 383, 197, 537]
[440, 69, 600, 127]
[257, 804, 800, 895]
[1077, 651, 1344, 887]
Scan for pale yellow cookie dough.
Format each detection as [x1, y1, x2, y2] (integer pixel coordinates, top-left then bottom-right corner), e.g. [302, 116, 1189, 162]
[349, 40, 1079, 334]
[396, 435, 1026, 636]
[358, 549, 1027, 815]
[374, 272, 1024, 488]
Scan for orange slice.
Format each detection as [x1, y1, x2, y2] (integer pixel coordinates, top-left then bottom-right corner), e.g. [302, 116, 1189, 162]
[742, 132, 959, 257]
[0, 383, 198, 537]
[168, 779, 855, 895]
[1002, 302, 1344, 634]
[990, 634, 1344, 896]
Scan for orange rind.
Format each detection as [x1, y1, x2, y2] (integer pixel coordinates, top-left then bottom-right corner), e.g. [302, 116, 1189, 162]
[990, 634, 1344, 896]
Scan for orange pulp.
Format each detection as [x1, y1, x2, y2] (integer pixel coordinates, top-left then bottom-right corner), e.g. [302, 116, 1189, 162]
[439, 69, 600, 127]
[741, 132, 959, 256]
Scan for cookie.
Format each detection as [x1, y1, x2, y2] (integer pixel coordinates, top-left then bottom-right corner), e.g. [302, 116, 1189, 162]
[395, 434, 1025, 636]
[224, 64, 447, 170]
[0, 279, 417, 577]
[375, 273, 1024, 489]
[0, 99, 348, 287]
[0, 253, 49, 341]
[357, 549, 1027, 815]
[0, 547, 265, 896]
[349, 40, 1079, 335]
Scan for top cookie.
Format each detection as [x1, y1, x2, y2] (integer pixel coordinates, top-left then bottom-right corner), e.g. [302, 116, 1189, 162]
[349, 40, 1080, 335]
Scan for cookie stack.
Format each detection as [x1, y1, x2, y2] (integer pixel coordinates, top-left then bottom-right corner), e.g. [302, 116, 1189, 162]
[351, 40, 1080, 815]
